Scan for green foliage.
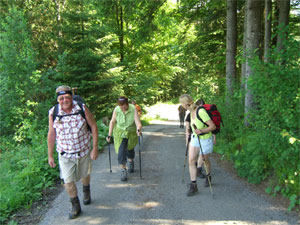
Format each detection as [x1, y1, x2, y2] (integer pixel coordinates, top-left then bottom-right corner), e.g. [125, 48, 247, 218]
[217, 35, 300, 210]
[0, 8, 38, 136]
[0, 119, 110, 223]
[0, 127, 59, 223]
[97, 120, 109, 151]
[248, 35, 300, 210]
[1, 0, 299, 216]
[140, 117, 151, 126]
[52, 0, 119, 119]
[233, 130, 271, 183]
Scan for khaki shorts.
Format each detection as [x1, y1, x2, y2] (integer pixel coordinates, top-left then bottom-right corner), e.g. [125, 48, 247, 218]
[58, 153, 92, 184]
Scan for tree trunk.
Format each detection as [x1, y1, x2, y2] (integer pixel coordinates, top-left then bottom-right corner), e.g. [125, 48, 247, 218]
[244, 0, 263, 126]
[241, 3, 247, 92]
[54, 0, 66, 54]
[276, 0, 290, 56]
[115, 1, 124, 62]
[119, 5, 124, 62]
[264, 0, 272, 63]
[226, 0, 237, 104]
[272, 0, 279, 47]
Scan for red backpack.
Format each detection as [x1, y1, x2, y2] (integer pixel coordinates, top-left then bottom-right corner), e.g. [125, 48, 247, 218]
[196, 104, 223, 134]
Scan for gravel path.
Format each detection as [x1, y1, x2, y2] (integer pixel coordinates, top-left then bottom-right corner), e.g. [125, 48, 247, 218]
[39, 104, 299, 225]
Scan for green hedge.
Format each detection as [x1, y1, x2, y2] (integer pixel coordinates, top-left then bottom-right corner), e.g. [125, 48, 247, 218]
[215, 37, 300, 211]
[0, 120, 109, 223]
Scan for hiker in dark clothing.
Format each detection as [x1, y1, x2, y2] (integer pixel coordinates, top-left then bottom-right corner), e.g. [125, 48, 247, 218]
[48, 85, 99, 219]
[178, 105, 187, 128]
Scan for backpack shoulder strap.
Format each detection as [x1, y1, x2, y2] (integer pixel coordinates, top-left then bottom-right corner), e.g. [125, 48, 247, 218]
[77, 102, 86, 120]
[77, 102, 91, 132]
[52, 104, 59, 122]
[52, 103, 91, 131]
[196, 106, 208, 127]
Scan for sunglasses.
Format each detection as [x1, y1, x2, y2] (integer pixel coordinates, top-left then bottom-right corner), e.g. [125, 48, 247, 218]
[58, 96, 72, 101]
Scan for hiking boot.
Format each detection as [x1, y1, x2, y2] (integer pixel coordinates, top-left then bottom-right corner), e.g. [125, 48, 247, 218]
[121, 169, 127, 181]
[186, 182, 198, 196]
[83, 185, 91, 205]
[69, 196, 81, 219]
[204, 174, 212, 187]
[197, 167, 206, 179]
[128, 161, 134, 173]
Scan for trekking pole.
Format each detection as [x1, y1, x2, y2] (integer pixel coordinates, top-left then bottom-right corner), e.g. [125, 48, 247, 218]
[138, 130, 142, 179]
[182, 135, 191, 183]
[108, 141, 112, 173]
[193, 124, 214, 199]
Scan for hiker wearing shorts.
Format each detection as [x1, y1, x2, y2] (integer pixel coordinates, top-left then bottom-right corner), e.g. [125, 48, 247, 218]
[47, 85, 99, 219]
[194, 99, 217, 179]
[106, 96, 142, 181]
[180, 94, 216, 196]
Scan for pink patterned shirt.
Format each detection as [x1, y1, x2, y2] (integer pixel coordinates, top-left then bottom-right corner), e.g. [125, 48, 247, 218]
[49, 101, 91, 159]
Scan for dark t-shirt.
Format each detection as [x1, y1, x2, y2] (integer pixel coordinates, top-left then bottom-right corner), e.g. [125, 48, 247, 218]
[185, 113, 192, 134]
[185, 113, 191, 122]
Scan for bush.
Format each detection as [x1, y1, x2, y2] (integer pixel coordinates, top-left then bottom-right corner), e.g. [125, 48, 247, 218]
[0, 129, 59, 223]
[216, 36, 300, 210]
[97, 120, 109, 151]
[0, 119, 110, 223]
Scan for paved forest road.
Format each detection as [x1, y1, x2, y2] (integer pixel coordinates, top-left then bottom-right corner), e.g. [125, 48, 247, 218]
[39, 105, 299, 225]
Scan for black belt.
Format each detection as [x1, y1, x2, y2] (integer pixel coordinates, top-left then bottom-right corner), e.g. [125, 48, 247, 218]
[60, 151, 81, 157]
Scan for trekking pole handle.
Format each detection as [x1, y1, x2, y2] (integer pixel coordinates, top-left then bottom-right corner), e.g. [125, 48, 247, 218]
[192, 124, 203, 135]
[106, 136, 112, 142]
[137, 129, 142, 137]
[192, 124, 197, 131]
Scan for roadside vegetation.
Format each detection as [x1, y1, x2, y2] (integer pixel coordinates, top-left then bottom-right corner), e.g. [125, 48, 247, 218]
[1, 0, 299, 223]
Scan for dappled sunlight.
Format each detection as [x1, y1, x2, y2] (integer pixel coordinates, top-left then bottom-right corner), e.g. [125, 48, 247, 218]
[139, 201, 161, 209]
[145, 104, 181, 122]
[105, 200, 162, 210]
[138, 219, 263, 225]
[105, 183, 147, 189]
[94, 205, 114, 210]
[149, 120, 180, 125]
[143, 131, 180, 138]
[83, 217, 109, 224]
[105, 183, 131, 188]
[117, 202, 138, 210]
